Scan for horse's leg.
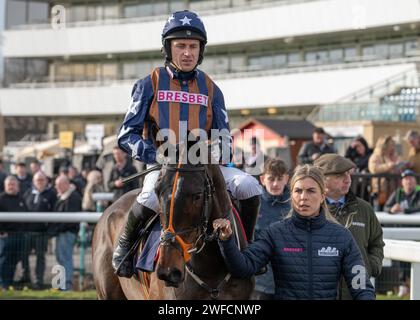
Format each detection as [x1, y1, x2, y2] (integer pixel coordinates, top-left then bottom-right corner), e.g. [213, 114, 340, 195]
[148, 274, 176, 300]
[92, 211, 126, 300]
[119, 277, 148, 300]
[93, 246, 126, 300]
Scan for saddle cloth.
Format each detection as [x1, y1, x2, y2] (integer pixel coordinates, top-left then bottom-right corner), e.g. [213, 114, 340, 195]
[135, 220, 161, 272]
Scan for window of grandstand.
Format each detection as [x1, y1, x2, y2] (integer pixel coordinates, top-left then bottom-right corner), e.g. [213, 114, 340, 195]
[73, 64, 86, 82]
[5, 0, 299, 27]
[3, 36, 420, 86]
[190, 0, 231, 11]
[85, 64, 99, 81]
[103, 4, 119, 19]
[287, 52, 301, 65]
[273, 54, 287, 67]
[70, 5, 87, 22]
[86, 5, 99, 21]
[102, 63, 118, 80]
[123, 2, 152, 18]
[122, 61, 153, 79]
[305, 50, 328, 64]
[154, 0, 170, 15]
[389, 43, 404, 58]
[405, 40, 419, 56]
[3, 58, 48, 85]
[344, 47, 357, 61]
[329, 48, 344, 63]
[6, 0, 49, 28]
[374, 43, 389, 59]
[55, 63, 72, 82]
[362, 45, 375, 60]
[229, 55, 247, 72]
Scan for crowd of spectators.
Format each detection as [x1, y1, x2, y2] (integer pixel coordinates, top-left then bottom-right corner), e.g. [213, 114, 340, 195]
[0, 147, 140, 291]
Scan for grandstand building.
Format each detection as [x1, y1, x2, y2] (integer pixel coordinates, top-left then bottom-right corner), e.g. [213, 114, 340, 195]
[1, 0, 420, 153]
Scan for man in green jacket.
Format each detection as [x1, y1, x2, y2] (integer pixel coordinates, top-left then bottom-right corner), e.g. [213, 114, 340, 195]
[315, 154, 385, 299]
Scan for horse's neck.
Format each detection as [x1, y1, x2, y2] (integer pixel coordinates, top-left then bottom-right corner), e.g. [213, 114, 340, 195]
[207, 164, 248, 248]
[189, 242, 226, 276]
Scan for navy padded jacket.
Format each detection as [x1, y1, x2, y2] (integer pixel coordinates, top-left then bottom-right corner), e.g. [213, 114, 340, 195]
[219, 210, 375, 300]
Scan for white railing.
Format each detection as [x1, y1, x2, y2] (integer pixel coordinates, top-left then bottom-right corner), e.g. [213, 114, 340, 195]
[376, 212, 420, 300]
[1, 209, 420, 299]
[384, 239, 420, 300]
[0, 212, 101, 223]
[383, 228, 420, 241]
[376, 212, 420, 225]
[9, 56, 420, 90]
[8, 0, 317, 31]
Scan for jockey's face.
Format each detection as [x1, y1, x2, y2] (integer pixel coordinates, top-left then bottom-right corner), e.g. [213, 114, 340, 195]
[170, 39, 200, 72]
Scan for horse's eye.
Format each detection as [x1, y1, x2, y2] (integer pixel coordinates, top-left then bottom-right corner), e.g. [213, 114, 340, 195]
[193, 194, 202, 201]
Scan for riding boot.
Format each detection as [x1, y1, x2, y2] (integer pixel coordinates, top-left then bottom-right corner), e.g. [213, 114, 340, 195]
[238, 195, 261, 243]
[112, 202, 156, 278]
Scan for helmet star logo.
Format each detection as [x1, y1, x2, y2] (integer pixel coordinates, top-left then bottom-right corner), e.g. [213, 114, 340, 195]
[167, 15, 175, 23]
[179, 16, 192, 25]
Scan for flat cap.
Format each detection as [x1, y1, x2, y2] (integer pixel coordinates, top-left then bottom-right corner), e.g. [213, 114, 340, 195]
[314, 154, 356, 175]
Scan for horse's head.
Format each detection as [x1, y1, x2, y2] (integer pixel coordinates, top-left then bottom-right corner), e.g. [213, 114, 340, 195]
[155, 162, 215, 287]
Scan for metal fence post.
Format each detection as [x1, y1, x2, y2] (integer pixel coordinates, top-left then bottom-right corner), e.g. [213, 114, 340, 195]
[411, 262, 420, 300]
[79, 222, 87, 290]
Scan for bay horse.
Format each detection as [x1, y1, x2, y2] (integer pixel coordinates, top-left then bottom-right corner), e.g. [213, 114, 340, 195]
[92, 159, 254, 299]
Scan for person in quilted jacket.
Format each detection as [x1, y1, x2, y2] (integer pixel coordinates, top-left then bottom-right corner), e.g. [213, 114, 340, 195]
[214, 164, 375, 300]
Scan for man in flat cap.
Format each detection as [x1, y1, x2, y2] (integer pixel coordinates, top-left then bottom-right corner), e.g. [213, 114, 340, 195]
[314, 153, 384, 300]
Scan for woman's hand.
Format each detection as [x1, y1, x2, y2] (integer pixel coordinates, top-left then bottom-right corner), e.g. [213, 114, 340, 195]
[213, 218, 232, 241]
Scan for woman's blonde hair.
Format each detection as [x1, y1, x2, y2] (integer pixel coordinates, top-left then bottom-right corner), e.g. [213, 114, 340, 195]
[373, 135, 395, 156]
[285, 164, 337, 223]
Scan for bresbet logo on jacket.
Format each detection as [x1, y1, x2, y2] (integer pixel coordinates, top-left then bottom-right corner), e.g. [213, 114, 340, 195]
[318, 246, 339, 257]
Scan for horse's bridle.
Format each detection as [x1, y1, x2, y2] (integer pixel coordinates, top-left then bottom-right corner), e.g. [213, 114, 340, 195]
[159, 163, 217, 262]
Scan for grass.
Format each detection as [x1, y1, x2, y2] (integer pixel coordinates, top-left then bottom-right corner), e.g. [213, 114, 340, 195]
[377, 294, 409, 300]
[0, 288, 97, 300]
[0, 289, 410, 300]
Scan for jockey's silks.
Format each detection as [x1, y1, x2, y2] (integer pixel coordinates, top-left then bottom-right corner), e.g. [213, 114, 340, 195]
[118, 66, 230, 163]
[149, 67, 214, 143]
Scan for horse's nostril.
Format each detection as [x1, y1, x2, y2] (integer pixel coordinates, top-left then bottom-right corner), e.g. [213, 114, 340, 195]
[157, 266, 183, 286]
[170, 268, 182, 283]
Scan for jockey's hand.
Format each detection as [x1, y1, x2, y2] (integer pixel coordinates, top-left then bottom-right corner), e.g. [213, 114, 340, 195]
[213, 218, 232, 241]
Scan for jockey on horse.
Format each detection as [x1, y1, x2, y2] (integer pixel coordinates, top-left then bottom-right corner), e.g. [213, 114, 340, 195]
[112, 10, 262, 278]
